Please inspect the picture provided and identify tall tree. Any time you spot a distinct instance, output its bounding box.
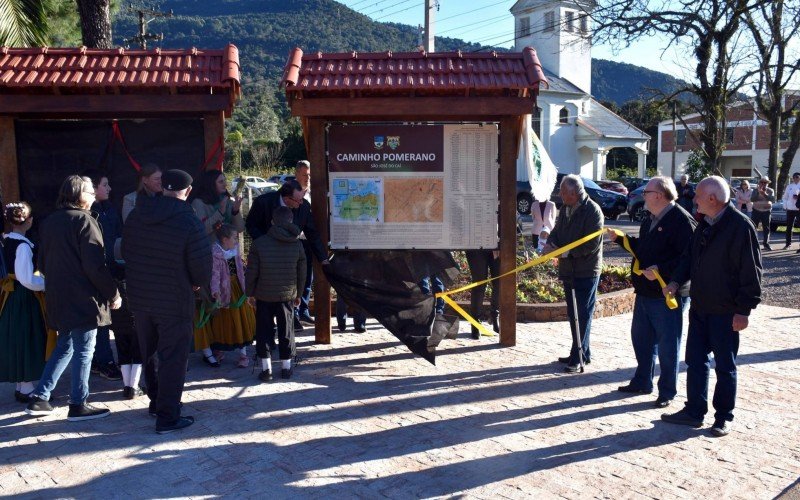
[0,0,51,46]
[590,0,767,174]
[76,0,111,48]
[744,0,800,193]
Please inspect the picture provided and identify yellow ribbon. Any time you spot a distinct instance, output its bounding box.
[436,227,680,335]
[437,229,605,337]
[610,229,679,310]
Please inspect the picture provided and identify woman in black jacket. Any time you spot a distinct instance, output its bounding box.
[25,175,121,421]
[83,169,144,399]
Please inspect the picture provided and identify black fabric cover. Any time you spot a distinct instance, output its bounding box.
[323,250,460,364]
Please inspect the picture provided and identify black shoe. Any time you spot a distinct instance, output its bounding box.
[354,326,366,333]
[293,316,304,331]
[96,362,122,381]
[654,397,673,408]
[558,356,570,364]
[258,370,273,382]
[710,419,730,437]
[796,248,800,254]
[471,326,480,340]
[122,386,144,400]
[202,355,220,368]
[564,364,584,373]
[281,366,293,379]
[617,384,653,395]
[763,243,772,251]
[25,396,53,416]
[661,408,703,427]
[14,390,32,403]
[784,243,791,250]
[298,313,315,326]
[156,416,194,434]
[67,403,110,422]
[337,321,346,332]
[491,313,500,334]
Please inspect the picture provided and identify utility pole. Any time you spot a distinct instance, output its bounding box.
[423,0,439,52]
[123,3,173,49]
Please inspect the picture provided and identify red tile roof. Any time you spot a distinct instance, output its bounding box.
[282,47,547,98]
[0,44,240,94]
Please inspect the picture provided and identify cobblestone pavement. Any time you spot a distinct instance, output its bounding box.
[1,305,799,498]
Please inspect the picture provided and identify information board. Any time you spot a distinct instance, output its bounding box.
[327,122,499,250]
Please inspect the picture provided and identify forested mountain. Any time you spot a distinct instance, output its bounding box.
[592,59,687,104]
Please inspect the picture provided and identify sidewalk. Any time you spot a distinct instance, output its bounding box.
[1,305,798,498]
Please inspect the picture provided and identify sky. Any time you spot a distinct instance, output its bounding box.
[335,0,691,80]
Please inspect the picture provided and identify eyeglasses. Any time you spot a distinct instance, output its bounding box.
[642,190,661,196]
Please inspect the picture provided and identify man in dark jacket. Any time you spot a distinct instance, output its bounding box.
[661,176,762,437]
[26,175,121,422]
[543,174,604,373]
[609,176,696,407]
[123,169,212,434]
[245,180,328,331]
[246,206,306,382]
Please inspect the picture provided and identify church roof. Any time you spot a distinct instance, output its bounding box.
[577,98,650,140]
[540,69,584,94]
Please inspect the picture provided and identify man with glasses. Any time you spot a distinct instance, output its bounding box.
[661,176,762,437]
[751,176,775,251]
[781,172,800,251]
[246,180,329,336]
[608,177,696,408]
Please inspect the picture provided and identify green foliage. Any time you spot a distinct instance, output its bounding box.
[0,0,53,46]
[684,149,713,181]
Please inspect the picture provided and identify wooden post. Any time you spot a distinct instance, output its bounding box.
[498,116,521,346]
[203,111,225,171]
[307,119,332,343]
[0,117,19,204]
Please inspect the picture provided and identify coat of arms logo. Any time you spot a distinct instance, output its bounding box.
[387,136,400,150]
[374,136,385,149]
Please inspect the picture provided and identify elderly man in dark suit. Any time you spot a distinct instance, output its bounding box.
[245,180,329,332]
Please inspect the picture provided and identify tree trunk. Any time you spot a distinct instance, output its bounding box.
[766,110,781,182]
[77,0,112,49]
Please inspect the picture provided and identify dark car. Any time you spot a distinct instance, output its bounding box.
[770,200,800,231]
[516,174,628,219]
[626,186,647,221]
[617,176,650,193]
[596,180,628,196]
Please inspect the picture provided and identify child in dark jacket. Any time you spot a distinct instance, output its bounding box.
[245,206,306,381]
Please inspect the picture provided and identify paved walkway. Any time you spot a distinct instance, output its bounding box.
[1,305,799,498]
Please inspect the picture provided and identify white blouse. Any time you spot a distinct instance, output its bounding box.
[4,233,45,292]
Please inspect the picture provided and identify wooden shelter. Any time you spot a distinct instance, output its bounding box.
[0,45,240,209]
[281,47,548,346]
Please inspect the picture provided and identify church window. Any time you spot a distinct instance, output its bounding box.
[517,17,531,38]
[544,11,555,32]
[559,107,569,124]
[565,11,575,32]
[580,14,588,33]
[676,129,686,146]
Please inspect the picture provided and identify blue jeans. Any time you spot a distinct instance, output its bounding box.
[684,310,739,422]
[33,327,97,405]
[92,325,115,365]
[296,240,314,318]
[629,295,689,399]
[419,276,445,314]
[563,276,599,365]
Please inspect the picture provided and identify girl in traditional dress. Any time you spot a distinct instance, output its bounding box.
[0,202,47,403]
[207,223,255,367]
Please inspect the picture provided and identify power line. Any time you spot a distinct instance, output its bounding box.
[436,0,514,24]
[437,13,510,36]
[347,0,386,10]
[374,2,425,21]
[363,0,417,17]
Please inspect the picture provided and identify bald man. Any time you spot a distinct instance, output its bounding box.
[661,176,762,437]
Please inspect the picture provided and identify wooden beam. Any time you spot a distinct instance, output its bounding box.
[498,116,522,346]
[203,111,225,171]
[0,94,233,115]
[0,117,19,205]
[289,96,535,118]
[307,118,332,344]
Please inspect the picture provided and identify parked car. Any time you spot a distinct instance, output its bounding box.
[516,174,628,219]
[617,176,650,192]
[596,180,628,196]
[268,173,296,185]
[231,176,275,192]
[626,186,647,221]
[770,200,800,232]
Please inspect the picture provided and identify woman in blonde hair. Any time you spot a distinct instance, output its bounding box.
[0,202,47,403]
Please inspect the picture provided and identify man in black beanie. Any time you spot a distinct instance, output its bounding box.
[123,169,212,434]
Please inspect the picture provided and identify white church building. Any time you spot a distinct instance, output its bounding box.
[511,0,650,180]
